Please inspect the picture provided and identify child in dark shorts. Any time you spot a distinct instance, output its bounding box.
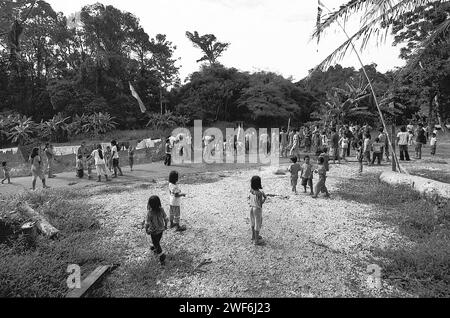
[288,156,301,194]
[300,156,314,195]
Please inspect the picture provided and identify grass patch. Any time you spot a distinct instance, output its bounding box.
[336,173,450,297]
[0,189,121,297]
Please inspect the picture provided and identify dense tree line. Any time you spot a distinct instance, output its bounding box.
[0,0,448,149]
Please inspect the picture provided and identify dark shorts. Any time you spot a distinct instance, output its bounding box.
[301,178,313,187]
[112,158,120,168]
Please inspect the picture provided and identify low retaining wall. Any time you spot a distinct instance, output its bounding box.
[380,171,450,200]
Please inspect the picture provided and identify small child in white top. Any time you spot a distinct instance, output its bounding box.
[169,171,187,232]
[430,133,437,156]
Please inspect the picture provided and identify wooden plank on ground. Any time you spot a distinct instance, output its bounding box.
[66,265,112,298]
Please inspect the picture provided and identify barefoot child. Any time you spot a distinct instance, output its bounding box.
[300,156,314,195]
[356,140,364,174]
[145,195,169,266]
[430,133,437,156]
[288,156,301,194]
[128,145,135,171]
[76,155,84,178]
[169,171,187,232]
[312,156,330,199]
[1,162,11,184]
[248,176,267,246]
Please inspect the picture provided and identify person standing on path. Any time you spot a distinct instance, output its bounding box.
[397,126,411,161]
[105,146,113,172]
[430,133,437,156]
[44,143,56,179]
[248,176,267,246]
[111,140,123,178]
[77,141,93,180]
[377,128,390,162]
[290,129,301,161]
[288,156,301,194]
[280,128,289,158]
[90,145,110,182]
[330,128,340,164]
[128,145,135,171]
[1,161,11,184]
[363,133,372,166]
[414,123,427,159]
[169,171,187,232]
[312,156,330,199]
[30,147,49,191]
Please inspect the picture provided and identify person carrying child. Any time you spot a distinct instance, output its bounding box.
[312,156,330,199]
[248,176,267,246]
[288,156,301,194]
[145,195,169,266]
[169,171,187,232]
[1,162,11,184]
[300,155,314,195]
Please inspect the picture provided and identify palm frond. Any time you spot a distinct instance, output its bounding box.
[312,0,440,72]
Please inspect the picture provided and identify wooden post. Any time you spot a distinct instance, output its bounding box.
[391,124,397,172]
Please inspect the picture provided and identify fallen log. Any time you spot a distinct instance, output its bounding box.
[16,202,59,238]
[380,171,450,200]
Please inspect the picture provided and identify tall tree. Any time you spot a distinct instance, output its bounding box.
[185,31,229,65]
[149,34,180,114]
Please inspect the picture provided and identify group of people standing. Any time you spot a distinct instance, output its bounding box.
[75,140,128,181]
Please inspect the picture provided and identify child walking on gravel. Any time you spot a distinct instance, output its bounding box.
[312,156,330,199]
[288,156,301,194]
[248,176,267,246]
[145,195,169,266]
[300,156,314,195]
[169,171,187,232]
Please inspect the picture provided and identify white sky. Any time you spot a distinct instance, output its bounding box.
[46,0,405,82]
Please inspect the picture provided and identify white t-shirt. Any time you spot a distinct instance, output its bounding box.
[169,183,181,207]
[112,145,119,159]
[430,137,437,146]
[91,150,106,165]
[397,132,409,145]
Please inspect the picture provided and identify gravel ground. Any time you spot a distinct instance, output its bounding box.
[88,162,415,298]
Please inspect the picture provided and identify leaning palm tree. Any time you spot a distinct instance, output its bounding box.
[312,0,449,72]
[310,0,447,173]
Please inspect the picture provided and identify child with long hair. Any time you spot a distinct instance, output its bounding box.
[248,176,267,246]
[145,195,169,266]
[169,171,187,232]
[90,145,110,182]
[288,156,301,194]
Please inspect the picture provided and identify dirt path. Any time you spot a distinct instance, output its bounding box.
[87,162,414,298]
